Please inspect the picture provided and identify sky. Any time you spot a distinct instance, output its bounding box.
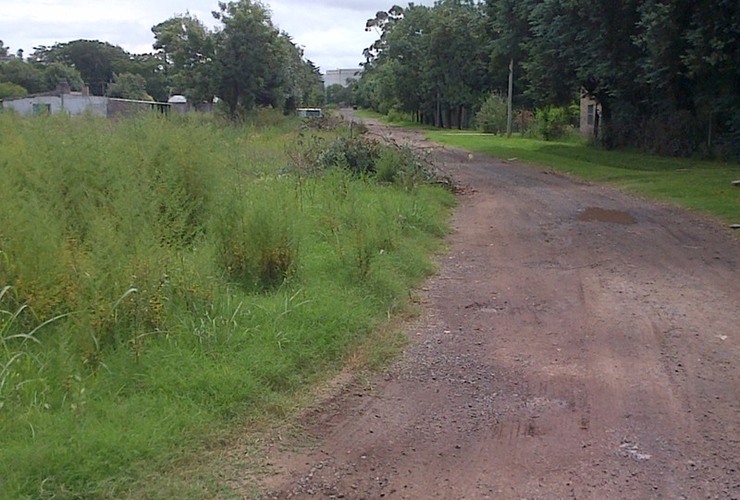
[1,0,434,73]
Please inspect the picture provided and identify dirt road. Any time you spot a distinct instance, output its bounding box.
[255,118,739,499]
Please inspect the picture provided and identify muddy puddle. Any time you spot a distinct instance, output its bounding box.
[578,207,637,225]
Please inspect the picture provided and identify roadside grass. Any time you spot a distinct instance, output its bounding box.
[0,110,454,498]
[426,131,740,224]
[355,109,738,224]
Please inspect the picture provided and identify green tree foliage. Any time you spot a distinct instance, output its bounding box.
[106,72,153,100]
[534,105,578,140]
[151,2,322,116]
[0,51,84,96]
[152,14,217,104]
[525,0,645,147]
[0,59,45,94]
[326,83,354,106]
[4,2,321,115]
[212,0,283,115]
[521,0,739,156]
[42,62,84,92]
[300,60,325,108]
[277,38,325,112]
[359,1,488,128]
[0,82,28,99]
[484,0,533,114]
[426,0,489,128]
[361,0,738,157]
[36,40,130,95]
[123,53,170,102]
[475,92,508,134]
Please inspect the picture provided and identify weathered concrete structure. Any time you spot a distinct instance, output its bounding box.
[580,95,601,139]
[1,86,170,117]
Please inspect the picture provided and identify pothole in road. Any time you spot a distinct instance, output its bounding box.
[578,207,637,225]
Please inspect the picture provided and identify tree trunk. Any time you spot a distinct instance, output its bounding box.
[593,102,600,142]
[436,88,442,128]
[599,98,613,149]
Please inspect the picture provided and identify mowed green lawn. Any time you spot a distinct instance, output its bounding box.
[426,131,739,225]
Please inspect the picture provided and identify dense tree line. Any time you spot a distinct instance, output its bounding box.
[357,0,739,158]
[0,0,324,116]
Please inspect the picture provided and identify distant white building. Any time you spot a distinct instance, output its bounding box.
[323,68,362,88]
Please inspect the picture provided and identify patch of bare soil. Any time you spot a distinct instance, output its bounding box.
[233,113,740,499]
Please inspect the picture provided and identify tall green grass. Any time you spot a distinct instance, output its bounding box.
[0,111,453,498]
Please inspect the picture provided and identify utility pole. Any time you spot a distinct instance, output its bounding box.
[506,57,513,137]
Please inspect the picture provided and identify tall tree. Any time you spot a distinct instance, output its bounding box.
[364,5,406,63]
[486,0,532,135]
[152,4,321,114]
[277,38,325,111]
[152,14,217,103]
[212,0,283,116]
[361,1,488,128]
[427,0,489,128]
[380,4,434,121]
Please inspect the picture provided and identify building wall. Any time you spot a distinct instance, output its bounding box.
[106,98,169,118]
[4,96,62,115]
[1,95,172,117]
[580,96,600,139]
[3,95,108,117]
[324,68,362,88]
[64,96,108,116]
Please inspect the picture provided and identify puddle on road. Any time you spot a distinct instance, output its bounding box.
[577,207,637,225]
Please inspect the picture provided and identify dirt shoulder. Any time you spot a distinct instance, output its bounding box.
[242,115,739,499]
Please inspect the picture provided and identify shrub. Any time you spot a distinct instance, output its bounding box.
[475,93,508,134]
[0,82,28,99]
[287,130,440,190]
[375,144,438,189]
[535,105,577,140]
[318,135,382,176]
[386,108,408,123]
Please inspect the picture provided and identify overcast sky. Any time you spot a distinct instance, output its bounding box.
[1,0,434,73]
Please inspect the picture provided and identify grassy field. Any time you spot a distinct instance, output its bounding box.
[0,111,454,498]
[357,109,739,224]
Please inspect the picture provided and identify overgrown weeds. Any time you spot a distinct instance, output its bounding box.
[286,123,444,190]
[0,110,454,498]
